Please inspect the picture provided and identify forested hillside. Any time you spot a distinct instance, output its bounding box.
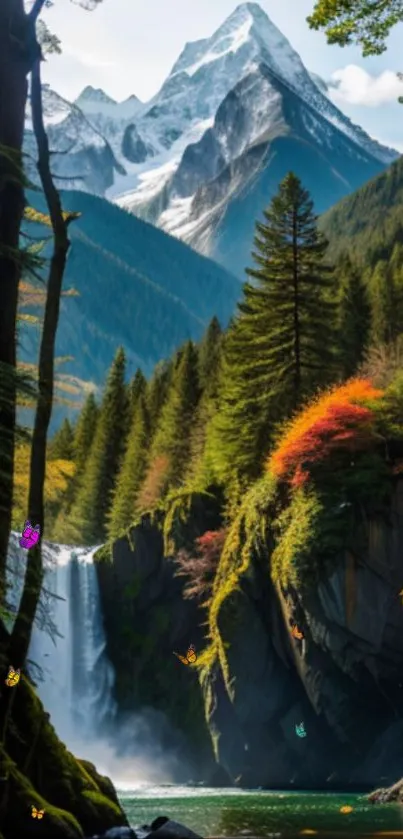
[19,190,240,402]
[40,170,403,546]
[320,154,403,265]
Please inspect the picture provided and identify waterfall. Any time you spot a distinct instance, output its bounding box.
[7,536,116,753]
[6,535,191,784]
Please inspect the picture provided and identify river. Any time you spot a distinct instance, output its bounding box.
[117,785,403,837]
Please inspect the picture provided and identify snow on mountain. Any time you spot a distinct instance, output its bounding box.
[24,86,125,194]
[26,2,399,261]
[75,85,117,108]
[109,2,396,228]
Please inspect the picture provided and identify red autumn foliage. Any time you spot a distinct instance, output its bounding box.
[174,528,227,603]
[268,379,384,488]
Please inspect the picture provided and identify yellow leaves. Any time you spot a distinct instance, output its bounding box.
[12,444,76,526]
[24,206,81,227]
[19,280,47,308]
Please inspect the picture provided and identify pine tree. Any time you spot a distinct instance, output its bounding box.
[337,255,371,378]
[73,392,99,477]
[128,368,147,418]
[146,359,172,438]
[71,347,128,543]
[198,316,222,393]
[190,318,223,484]
[48,418,74,460]
[147,341,200,493]
[209,172,337,489]
[369,260,403,345]
[107,394,150,539]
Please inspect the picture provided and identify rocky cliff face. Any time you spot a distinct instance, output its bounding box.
[95,493,223,783]
[200,471,403,788]
[95,468,403,788]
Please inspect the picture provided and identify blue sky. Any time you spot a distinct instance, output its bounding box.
[42,0,403,151]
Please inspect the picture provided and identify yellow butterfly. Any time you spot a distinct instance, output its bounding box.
[5,666,20,688]
[340,805,353,814]
[173,644,197,666]
[31,806,45,819]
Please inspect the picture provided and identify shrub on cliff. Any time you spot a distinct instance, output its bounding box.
[268,378,384,489]
[174,528,227,605]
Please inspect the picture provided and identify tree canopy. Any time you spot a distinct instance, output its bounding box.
[307,0,403,56]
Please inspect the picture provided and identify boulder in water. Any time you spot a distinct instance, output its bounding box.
[144,816,203,838]
[368,777,403,803]
[90,828,138,839]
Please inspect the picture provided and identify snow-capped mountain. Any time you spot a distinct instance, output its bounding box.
[26,2,399,274]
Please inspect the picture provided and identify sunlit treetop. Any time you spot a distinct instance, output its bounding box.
[307,0,403,56]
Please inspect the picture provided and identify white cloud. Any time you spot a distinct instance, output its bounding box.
[63,45,116,69]
[329,64,403,107]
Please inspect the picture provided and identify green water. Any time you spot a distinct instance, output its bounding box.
[118,786,403,837]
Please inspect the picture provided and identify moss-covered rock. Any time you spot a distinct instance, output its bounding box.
[198,379,403,787]
[95,493,221,780]
[0,676,128,839]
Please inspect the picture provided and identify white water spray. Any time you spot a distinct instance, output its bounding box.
[28,544,116,749]
[6,536,186,785]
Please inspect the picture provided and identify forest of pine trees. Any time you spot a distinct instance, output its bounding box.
[43,172,403,545]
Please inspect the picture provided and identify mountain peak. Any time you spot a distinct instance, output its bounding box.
[75,86,117,107]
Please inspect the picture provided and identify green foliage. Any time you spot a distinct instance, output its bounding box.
[368,259,403,345]
[198,316,222,393]
[271,487,322,588]
[146,359,172,437]
[73,392,99,475]
[48,418,74,460]
[307,0,403,57]
[207,172,338,494]
[69,348,128,544]
[127,368,147,419]
[320,156,403,266]
[337,255,371,377]
[149,340,200,493]
[107,393,150,540]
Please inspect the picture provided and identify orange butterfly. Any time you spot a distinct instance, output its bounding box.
[340,805,353,814]
[173,644,197,666]
[31,806,45,819]
[291,624,304,640]
[5,665,20,687]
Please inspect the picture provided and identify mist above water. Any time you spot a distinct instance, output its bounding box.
[8,537,189,786]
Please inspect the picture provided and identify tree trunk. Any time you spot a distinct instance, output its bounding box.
[0,0,34,601]
[8,56,70,668]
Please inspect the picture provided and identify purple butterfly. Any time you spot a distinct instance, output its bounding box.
[19,521,41,550]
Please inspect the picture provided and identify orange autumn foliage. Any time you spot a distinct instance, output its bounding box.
[268,379,384,488]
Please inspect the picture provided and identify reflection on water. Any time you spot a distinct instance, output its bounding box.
[119,787,403,837]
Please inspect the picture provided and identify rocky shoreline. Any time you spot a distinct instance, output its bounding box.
[90,817,202,839]
[368,777,403,804]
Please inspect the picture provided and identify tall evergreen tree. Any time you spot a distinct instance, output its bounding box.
[128,368,147,418]
[107,394,150,539]
[148,341,200,492]
[48,418,74,461]
[198,316,222,393]
[71,347,128,543]
[337,255,371,378]
[73,392,99,477]
[146,359,172,438]
[209,172,337,489]
[190,319,223,484]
